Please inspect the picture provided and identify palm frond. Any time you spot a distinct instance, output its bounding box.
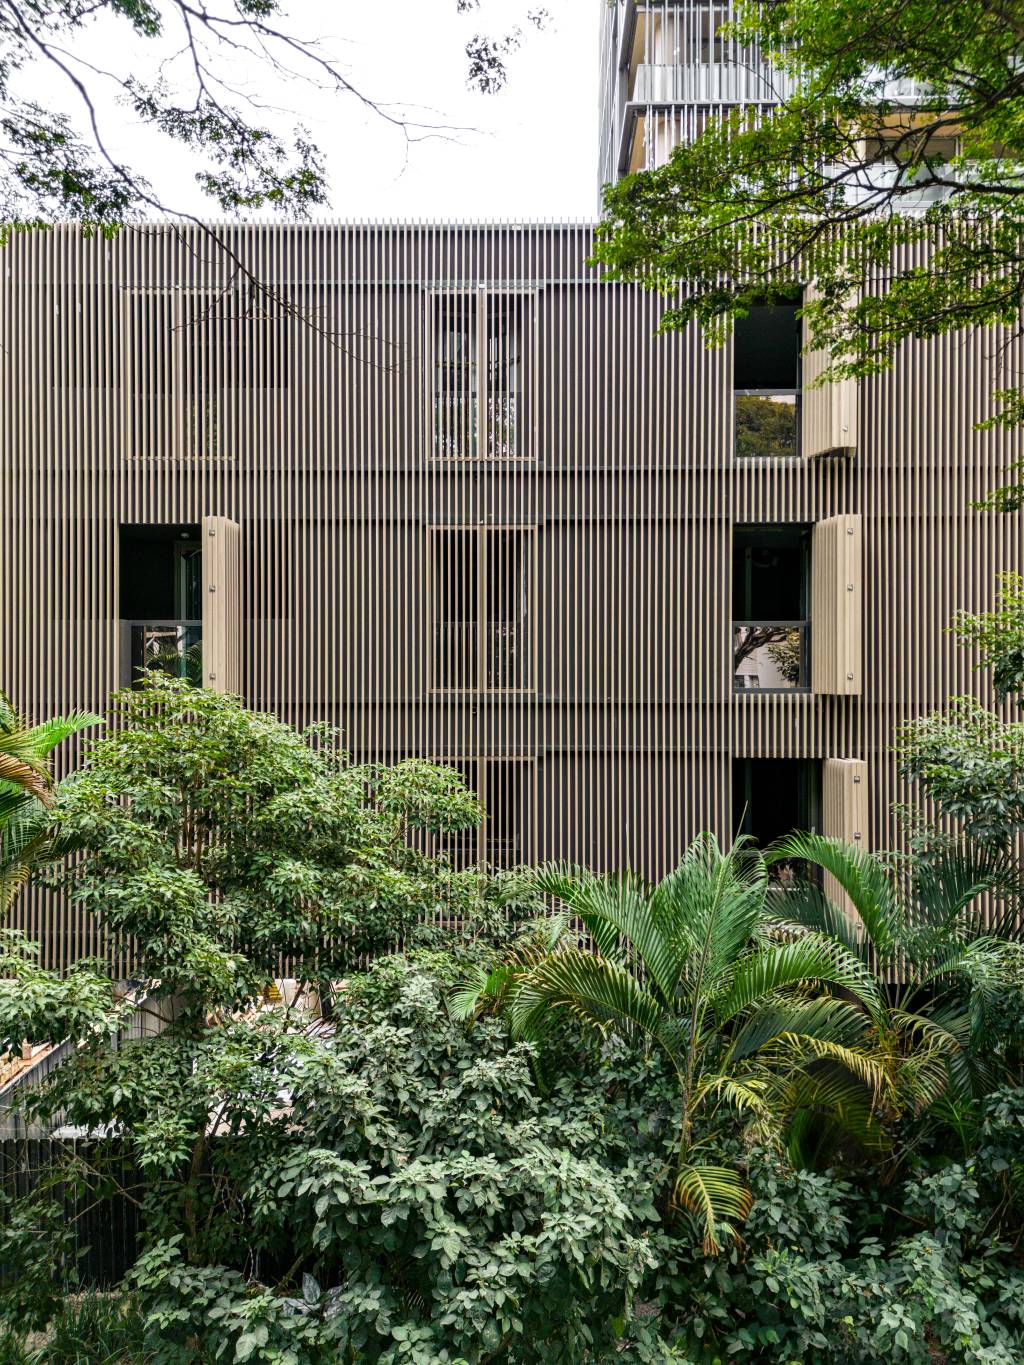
[695,1074,774,1124]
[508,948,678,1060]
[24,711,101,761]
[673,1163,753,1255]
[715,933,881,1023]
[664,834,768,1002]
[764,880,873,962]
[532,861,687,1006]
[767,833,901,957]
[777,1034,889,1099]
[723,995,869,1064]
[785,1080,889,1167]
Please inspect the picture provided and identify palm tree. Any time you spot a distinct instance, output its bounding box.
[453,834,886,1252]
[765,833,1023,1107]
[0,693,100,914]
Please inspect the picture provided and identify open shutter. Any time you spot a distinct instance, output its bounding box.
[811,513,862,694]
[801,288,858,458]
[202,515,241,693]
[822,758,868,919]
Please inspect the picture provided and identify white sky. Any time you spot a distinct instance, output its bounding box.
[25,0,600,222]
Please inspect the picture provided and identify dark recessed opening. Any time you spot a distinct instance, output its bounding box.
[733,758,821,874]
[734,293,802,391]
[119,524,201,621]
[734,291,802,458]
[733,526,809,620]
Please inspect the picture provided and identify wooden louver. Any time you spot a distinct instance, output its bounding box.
[201,516,241,694]
[801,288,858,458]
[822,757,869,921]
[811,513,862,695]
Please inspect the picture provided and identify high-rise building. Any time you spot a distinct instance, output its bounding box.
[598,1,792,189]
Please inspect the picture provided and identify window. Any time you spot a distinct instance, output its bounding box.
[734,292,802,458]
[436,759,533,869]
[733,526,810,691]
[122,288,288,459]
[119,524,202,685]
[429,290,531,458]
[430,528,534,692]
[733,758,821,883]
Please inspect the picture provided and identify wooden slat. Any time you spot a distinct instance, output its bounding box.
[822,757,869,919]
[202,514,241,694]
[802,288,859,458]
[811,513,862,695]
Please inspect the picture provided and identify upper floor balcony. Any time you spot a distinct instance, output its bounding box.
[629,58,791,107]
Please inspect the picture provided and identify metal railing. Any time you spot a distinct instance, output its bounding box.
[733,621,809,690]
[735,389,801,458]
[120,620,202,688]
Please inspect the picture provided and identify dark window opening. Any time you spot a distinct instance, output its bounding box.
[733,758,821,882]
[435,759,531,870]
[734,291,802,458]
[431,528,532,692]
[119,524,202,686]
[733,526,810,690]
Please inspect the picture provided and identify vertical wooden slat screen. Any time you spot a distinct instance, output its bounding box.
[822,757,868,919]
[202,515,241,694]
[811,513,862,695]
[802,289,859,458]
[0,222,1022,970]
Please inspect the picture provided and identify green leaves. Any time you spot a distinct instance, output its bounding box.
[674,1163,753,1255]
[49,676,493,1014]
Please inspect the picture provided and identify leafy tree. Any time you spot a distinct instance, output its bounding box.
[896,574,1024,856]
[455,835,886,1253]
[952,571,1024,707]
[594,0,1024,500]
[50,674,483,1015]
[0,0,551,229]
[895,698,1024,853]
[0,693,99,914]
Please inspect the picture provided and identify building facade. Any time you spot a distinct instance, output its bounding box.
[2,221,1022,966]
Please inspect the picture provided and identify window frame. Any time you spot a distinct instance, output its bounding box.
[425,287,536,461]
[427,524,538,696]
[431,755,536,868]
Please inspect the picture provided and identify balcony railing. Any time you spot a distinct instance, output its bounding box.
[631,60,791,106]
[434,621,527,691]
[121,620,202,688]
[735,390,801,458]
[733,621,809,691]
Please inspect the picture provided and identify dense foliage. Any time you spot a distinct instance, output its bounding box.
[1,637,1023,1359]
[0,693,98,914]
[455,842,885,1253]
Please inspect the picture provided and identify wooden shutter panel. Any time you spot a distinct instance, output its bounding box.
[801,287,858,458]
[202,516,241,693]
[822,758,868,920]
[811,513,862,694]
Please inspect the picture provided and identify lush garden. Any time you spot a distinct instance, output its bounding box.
[0,582,1023,1363]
